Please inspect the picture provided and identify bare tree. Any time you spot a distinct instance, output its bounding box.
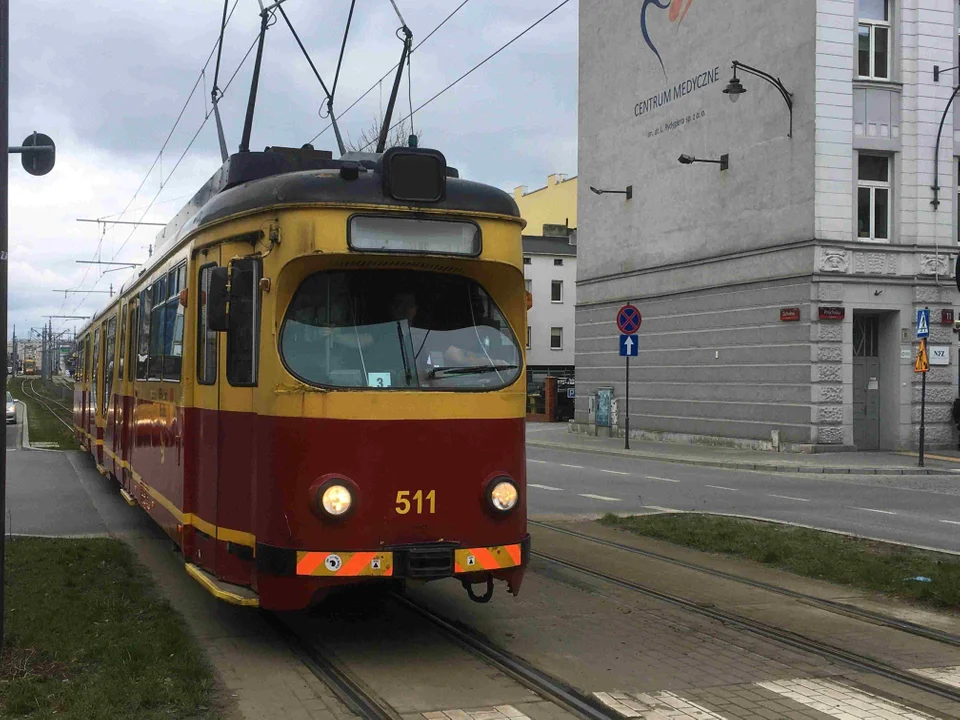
[343,116,419,153]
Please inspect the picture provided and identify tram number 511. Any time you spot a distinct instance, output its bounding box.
[396,490,436,515]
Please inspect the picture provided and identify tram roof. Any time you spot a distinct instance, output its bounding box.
[150,146,520,261]
[77,146,522,334]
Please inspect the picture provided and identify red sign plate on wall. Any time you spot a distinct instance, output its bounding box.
[942,309,955,325]
[780,308,801,322]
[818,306,845,321]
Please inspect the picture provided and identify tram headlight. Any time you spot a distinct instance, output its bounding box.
[320,484,353,517]
[488,478,519,513]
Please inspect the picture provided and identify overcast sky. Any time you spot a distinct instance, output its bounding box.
[6,0,578,342]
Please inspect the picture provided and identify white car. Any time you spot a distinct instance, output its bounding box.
[6,392,16,425]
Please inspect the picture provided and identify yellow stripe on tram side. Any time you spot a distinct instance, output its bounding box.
[76,424,258,550]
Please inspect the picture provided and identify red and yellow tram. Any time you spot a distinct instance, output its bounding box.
[74,146,529,610]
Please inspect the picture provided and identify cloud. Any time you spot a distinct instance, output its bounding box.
[8,0,578,338]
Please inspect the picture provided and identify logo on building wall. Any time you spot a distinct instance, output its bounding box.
[641,0,694,78]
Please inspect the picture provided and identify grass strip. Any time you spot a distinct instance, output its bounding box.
[599,513,960,608]
[8,377,79,450]
[0,537,217,719]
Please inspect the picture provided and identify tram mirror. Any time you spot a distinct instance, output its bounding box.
[207,267,230,332]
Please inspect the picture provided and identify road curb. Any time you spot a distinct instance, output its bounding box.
[19,400,29,449]
[525,439,954,476]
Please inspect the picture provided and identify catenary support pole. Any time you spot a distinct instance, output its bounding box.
[1,0,9,651]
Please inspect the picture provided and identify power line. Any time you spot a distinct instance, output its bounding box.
[357,0,573,153]
[70,26,263,314]
[71,0,243,303]
[307,0,473,145]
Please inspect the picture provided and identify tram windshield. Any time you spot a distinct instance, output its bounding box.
[280,270,522,390]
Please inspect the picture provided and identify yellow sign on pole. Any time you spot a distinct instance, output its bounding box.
[914,339,929,373]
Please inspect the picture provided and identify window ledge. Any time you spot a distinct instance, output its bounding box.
[551,300,564,304]
[853,79,902,90]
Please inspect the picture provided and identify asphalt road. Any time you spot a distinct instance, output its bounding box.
[526,444,960,552]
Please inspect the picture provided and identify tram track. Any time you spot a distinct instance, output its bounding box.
[20,377,74,431]
[267,593,618,720]
[263,612,399,720]
[532,548,960,706]
[531,520,960,648]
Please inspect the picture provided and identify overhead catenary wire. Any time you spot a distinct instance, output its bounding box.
[69,0,242,309]
[358,0,573,153]
[306,0,473,145]
[70,27,263,315]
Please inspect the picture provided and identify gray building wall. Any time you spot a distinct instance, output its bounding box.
[576,0,960,450]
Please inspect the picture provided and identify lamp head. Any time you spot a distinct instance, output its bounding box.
[723,75,746,103]
[677,154,695,165]
[589,186,603,195]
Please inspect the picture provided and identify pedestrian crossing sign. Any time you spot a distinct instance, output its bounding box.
[915,339,929,373]
[916,308,930,338]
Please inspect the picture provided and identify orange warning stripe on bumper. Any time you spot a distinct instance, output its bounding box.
[296,551,394,577]
[454,544,522,573]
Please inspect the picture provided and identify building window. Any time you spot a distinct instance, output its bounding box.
[551,280,563,303]
[526,326,531,350]
[857,154,890,241]
[550,327,563,350]
[525,279,532,294]
[858,0,889,80]
[554,258,564,266]
[523,256,531,265]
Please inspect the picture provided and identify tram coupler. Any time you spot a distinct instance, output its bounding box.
[462,575,494,603]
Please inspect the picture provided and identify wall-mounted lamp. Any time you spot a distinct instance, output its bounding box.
[934,65,960,82]
[678,154,729,171]
[589,185,633,200]
[723,60,793,138]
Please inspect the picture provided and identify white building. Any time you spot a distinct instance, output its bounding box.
[524,233,577,418]
[577,0,960,450]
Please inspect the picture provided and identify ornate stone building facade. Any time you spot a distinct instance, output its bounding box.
[576,0,959,450]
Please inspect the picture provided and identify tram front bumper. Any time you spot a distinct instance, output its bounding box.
[257,535,531,582]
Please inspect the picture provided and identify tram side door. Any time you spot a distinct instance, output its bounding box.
[194,255,222,573]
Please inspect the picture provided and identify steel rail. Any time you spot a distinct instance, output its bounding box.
[21,379,73,431]
[263,612,399,720]
[391,593,618,719]
[533,550,960,705]
[530,520,960,648]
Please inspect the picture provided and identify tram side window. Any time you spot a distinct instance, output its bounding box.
[128,303,138,382]
[118,304,127,381]
[103,315,117,413]
[137,289,152,380]
[91,328,100,416]
[197,264,218,384]
[163,263,186,381]
[227,258,261,387]
[148,279,166,379]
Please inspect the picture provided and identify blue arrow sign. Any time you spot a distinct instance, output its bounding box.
[620,334,639,357]
[917,308,930,339]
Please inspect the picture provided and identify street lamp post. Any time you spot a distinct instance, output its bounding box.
[722,60,794,138]
[1,0,57,650]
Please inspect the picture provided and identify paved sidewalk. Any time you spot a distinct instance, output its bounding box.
[526,422,960,476]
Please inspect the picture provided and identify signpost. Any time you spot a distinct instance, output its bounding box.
[1,0,56,651]
[616,304,641,449]
[915,307,930,467]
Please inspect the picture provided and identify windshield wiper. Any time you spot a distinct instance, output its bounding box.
[428,364,519,378]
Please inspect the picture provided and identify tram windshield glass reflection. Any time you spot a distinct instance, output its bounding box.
[281,270,521,390]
